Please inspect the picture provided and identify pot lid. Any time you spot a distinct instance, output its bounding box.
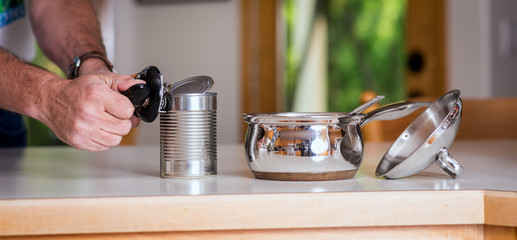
[169,75,214,95]
[375,89,464,179]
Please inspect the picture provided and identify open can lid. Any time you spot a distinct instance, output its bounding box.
[169,75,214,95]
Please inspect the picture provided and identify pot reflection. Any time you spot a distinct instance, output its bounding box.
[244,116,360,181]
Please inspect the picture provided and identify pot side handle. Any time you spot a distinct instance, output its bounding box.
[245,124,264,162]
[361,101,431,127]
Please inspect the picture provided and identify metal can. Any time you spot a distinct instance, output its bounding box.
[160,92,217,178]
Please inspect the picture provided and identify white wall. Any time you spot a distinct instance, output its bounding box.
[447,0,490,98]
[448,0,517,98]
[490,0,517,97]
[112,0,240,145]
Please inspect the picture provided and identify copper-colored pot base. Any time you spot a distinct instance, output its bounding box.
[252,170,357,181]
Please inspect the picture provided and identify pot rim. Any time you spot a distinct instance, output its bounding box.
[242,112,364,124]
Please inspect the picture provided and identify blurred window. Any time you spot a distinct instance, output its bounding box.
[284,0,406,112]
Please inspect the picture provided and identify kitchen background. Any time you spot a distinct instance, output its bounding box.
[28,0,517,146]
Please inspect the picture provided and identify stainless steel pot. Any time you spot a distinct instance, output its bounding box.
[242,101,430,181]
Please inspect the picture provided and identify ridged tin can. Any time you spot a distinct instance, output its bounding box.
[160,92,217,178]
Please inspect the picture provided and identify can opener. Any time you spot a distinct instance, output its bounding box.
[121,66,214,122]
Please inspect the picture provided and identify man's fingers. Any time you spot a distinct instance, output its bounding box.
[98,88,135,120]
[100,116,132,136]
[95,73,146,120]
[90,128,124,148]
[95,73,144,93]
[83,141,109,152]
[130,116,141,128]
[116,76,146,93]
[66,132,109,152]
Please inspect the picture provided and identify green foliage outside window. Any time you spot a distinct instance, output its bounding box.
[284,0,406,112]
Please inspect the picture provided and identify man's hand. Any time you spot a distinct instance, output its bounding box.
[78,59,145,129]
[39,73,143,152]
[97,72,144,129]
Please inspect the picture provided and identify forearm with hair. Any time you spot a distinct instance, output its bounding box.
[0,48,64,120]
[28,0,106,73]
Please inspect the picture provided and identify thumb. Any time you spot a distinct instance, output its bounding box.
[116,75,146,93]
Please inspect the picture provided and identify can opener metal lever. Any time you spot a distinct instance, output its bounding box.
[121,66,214,123]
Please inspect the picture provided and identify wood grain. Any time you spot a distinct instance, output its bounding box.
[456,98,517,140]
[484,225,517,240]
[406,0,447,98]
[1,225,484,240]
[1,191,517,239]
[0,191,485,236]
[485,191,517,227]
[240,0,280,138]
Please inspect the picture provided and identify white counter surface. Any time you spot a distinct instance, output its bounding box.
[1,140,517,237]
[1,140,516,199]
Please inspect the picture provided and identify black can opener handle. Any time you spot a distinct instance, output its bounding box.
[120,66,163,123]
[122,83,150,107]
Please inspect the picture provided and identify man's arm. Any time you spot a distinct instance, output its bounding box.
[0,48,56,121]
[0,1,143,151]
[28,0,108,75]
[0,48,135,151]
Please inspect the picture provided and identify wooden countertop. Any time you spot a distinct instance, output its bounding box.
[0,140,516,237]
